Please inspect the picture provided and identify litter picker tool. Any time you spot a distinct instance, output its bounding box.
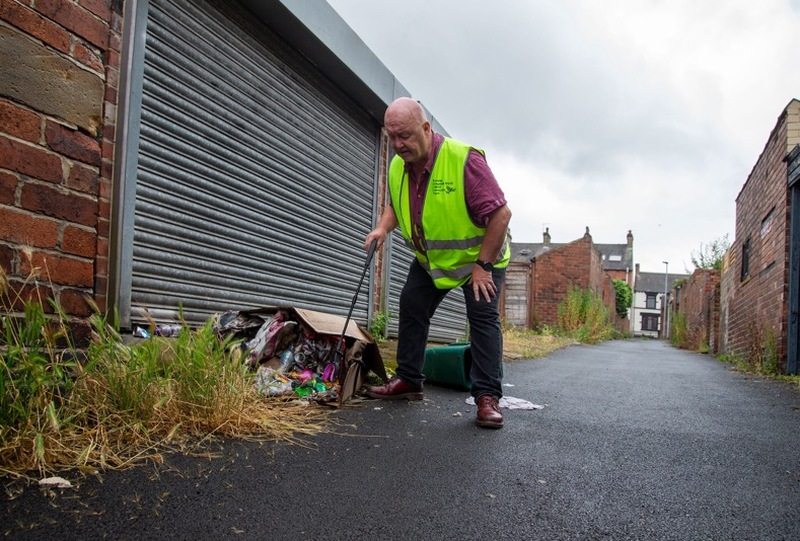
[335,238,377,386]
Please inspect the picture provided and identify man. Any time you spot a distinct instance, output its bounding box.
[363,97,512,429]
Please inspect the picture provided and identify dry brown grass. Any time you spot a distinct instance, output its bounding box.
[1,397,332,481]
[376,328,574,368]
[501,327,576,360]
[0,270,335,478]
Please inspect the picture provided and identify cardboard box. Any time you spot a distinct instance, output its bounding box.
[232,306,388,406]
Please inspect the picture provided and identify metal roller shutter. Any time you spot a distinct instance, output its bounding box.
[127,0,379,326]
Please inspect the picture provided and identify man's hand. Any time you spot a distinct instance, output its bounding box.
[365,206,399,251]
[470,265,497,302]
[364,230,386,252]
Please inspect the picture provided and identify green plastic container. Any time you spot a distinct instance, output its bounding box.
[422,343,472,390]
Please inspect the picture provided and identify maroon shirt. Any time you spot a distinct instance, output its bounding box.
[391,132,507,254]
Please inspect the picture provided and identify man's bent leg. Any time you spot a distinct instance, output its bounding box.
[463,266,506,401]
[394,260,449,388]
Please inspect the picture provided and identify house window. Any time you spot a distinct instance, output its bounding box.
[642,313,659,331]
[645,293,657,309]
[741,238,751,281]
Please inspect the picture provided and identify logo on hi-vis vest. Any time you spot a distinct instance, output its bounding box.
[431,179,456,195]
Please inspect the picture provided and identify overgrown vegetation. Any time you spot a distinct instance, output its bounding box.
[670,310,710,353]
[612,279,632,319]
[368,310,391,343]
[690,234,730,271]
[377,325,575,368]
[501,325,575,360]
[710,322,800,388]
[762,328,779,374]
[0,267,331,478]
[716,351,800,390]
[740,323,780,375]
[670,310,688,347]
[556,287,614,343]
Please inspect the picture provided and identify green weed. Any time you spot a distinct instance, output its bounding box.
[556,287,614,344]
[671,311,687,347]
[0,267,331,476]
[368,310,392,343]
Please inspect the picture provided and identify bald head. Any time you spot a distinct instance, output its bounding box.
[385,97,428,126]
[384,97,432,165]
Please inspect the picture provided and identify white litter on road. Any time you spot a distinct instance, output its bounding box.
[466,396,544,410]
[39,477,72,489]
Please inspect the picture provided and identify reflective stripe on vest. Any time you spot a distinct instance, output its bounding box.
[389,137,510,289]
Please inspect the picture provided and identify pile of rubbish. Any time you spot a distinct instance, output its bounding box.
[131,306,386,405]
[214,308,344,402]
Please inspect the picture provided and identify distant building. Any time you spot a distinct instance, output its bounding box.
[503,228,633,329]
[631,265,689,338]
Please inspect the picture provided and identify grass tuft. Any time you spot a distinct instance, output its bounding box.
[0,267,332,477]
[556,287,614,344]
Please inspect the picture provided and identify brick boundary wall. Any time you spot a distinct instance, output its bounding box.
[706,284,721,355]
[0,0,123,345]
[371,129,389,324]
[718,248,734,356]
[532,232,615,328]
[724,101,800,371]
[674,268,720,351]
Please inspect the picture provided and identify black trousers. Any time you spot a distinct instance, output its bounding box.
[395,259,505,399]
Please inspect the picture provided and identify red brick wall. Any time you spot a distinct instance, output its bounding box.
[0,0,122,343]
[532,233,613,328]
[707,285,721,355]
[674,268,720,351]
[718,250,734,354]
[371,129,389,320]
[606,268,628,285]
[724,100,800,370]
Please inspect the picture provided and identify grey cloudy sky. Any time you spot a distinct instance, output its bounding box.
[326,0,800,273]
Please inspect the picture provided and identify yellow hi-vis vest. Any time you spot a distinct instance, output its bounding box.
[389,137,510,289]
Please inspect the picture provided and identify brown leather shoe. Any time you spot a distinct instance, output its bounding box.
[365,376,423,401]
[476,395,504,428]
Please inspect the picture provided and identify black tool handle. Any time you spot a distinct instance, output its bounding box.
[336,239,378,384]
[365,237,378,265]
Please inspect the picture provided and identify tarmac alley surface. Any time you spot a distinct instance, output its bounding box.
[4,339,800,540]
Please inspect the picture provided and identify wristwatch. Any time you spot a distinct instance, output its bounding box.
[476,259,494,272]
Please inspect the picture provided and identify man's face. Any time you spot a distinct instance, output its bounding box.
[385,114,431,165]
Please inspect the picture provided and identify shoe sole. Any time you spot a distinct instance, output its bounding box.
[476,418,504,429]
[364,391,424,401]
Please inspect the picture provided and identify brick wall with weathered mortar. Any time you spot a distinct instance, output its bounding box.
[724,100,800,370]
[372,129,389,321]
[674,268,720,352]
[532,231,615,329]
[0,0,123,343]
